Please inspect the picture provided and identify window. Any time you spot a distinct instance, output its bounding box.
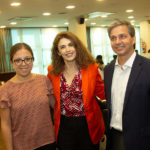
[11,28,67,74]
[90,27,140,64]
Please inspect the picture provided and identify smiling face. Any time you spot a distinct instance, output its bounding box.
[110,25,135,59]
[11,48,33,78]
[58,38,77,64]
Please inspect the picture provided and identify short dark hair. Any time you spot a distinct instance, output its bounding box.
[108,20,135,38]
[96,55,104,64]
[135,50,138,54]
[10,43,34,62]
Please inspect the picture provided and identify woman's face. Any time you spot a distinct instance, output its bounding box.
[11,48,33,78]
[58,38,76,64]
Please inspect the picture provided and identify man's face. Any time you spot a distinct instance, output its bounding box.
[110,25,135,57]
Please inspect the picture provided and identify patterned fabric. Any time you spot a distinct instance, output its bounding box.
[60,70,85,117]
[0,75,55,150]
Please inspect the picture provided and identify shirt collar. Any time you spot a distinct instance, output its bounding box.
[115,51,136,68]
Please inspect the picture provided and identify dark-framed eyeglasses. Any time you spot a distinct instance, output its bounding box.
[13,57,33,66]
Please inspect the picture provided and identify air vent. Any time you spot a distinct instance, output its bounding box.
[58,12,67,15]
[8,17,33,22]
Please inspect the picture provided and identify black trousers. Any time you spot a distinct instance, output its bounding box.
[57,115,99,150]
[34,142,56,150]
[110,128,125,150]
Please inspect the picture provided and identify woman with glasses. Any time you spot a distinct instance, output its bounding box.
[0,43,56,150]
[47,31,106,150]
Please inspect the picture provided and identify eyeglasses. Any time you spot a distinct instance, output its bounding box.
[13,57,33,66]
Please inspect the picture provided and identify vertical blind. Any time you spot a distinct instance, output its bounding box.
[90,27,141,65]
[11,28,67,74]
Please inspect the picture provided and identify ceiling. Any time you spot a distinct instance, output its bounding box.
[0,0,150,28]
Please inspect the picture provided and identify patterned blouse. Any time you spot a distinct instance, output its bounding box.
[60,70,85,117]
[0,75,55,150]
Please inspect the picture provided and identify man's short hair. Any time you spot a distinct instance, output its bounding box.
[108,20,135,38]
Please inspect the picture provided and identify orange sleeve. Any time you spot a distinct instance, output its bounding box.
[95,66,106,100]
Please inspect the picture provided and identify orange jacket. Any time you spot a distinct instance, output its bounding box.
[47,63,106,144]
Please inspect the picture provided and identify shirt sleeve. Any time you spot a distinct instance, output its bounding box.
[0,85,11,109]
[44,76,55,108]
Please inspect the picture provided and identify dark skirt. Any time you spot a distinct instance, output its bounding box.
[57,115,99,150]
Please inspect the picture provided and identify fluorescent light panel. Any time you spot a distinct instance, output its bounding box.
[10,22,17,25]
[126,9,134,13]
[88,12,113,18]
[0,25,6,28]
[11,2,21,6]
[43,12,51,16]
[66,5,75,9]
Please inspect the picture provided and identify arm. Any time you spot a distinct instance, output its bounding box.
[95,68,106,100]
[49,94,55,109]
[0,108,13,150]
[49,94,55,124]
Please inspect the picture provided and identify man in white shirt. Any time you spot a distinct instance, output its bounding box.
[104,20,150,150]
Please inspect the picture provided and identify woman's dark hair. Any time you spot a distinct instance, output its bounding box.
[10,43,34,61]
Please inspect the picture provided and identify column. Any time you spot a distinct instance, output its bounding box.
[68,18,87,47]
[140,21,150,53]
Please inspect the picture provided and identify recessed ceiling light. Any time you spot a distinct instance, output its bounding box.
[10,22,17,25]
[91,22,96,25]
[66,5,75,9]
[64,22,69,25]
[10,2,21,6]
[131,23,135,25]
[126,9,134,13]
[101,15,107,18]
[43,12,51,16]
[96,0,104,1]
[0,25,6,28]
[52,25,58,27]
[128,16,134,19]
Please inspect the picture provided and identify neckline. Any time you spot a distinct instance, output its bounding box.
[9,74,38,84]
[61,70,80,87]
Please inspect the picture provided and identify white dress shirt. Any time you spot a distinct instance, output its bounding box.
[110,52,136,131]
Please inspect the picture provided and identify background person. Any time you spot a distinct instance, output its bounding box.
[147,49,150,59]
[96,55,105,70]
[104,20,150,150]
[96,55,105,81]
[47,31,106,150]
[0,43,56,150]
